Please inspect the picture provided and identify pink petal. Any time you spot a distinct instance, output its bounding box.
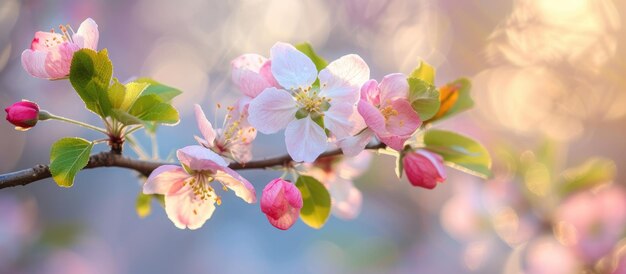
[259,60,279,87]
[231,55,277,98]
[270,42,317,90]
[165,189,216,230]
[214,167,256,203]
[248,87,298,134]
[357,100,386,133]
[403,150,446,189]
[176,145,228,171]
[261,179,302,230]
[72,18,99,50]
[324,102,358,139]
[360,79,380,105]
[285,117,328,163]
[319,54,370,104]
[44,42,80,79]
[30,31,64,51]
[378,135,410,151]
[328,178,362,220]
[384,99,421,136]
[229,142,253,163]
[193,104,217,146]
[378,73,409,104]
[21,49,50,79]
[143,165,190,195]
[338,129,375,157]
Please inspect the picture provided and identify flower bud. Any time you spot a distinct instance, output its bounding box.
[5,100,40,130]
[403,149,447,189]
[261,178,303,230]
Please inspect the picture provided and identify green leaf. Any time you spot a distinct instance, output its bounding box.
[296,175,331,229]
[134,78,182,102]
[423,130,491,178]
[295,42,328,72]
[128,94,179,124]
[108,81,150,112]
[559,158,616,194]
[69,49,113,117]
[408,78,440,120]
[408,61,435,85]
[49,138,93,187]
[136,192,152,218]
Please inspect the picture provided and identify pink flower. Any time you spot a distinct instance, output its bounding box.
[303,151,372,219]
[21,18,99,80]
[143,146,256,230]
[356,73,422,151]
[248,42,370,162]
[555,186,626,262]
[260,178,303,230]
[194,103,256,163]
[231,53,279,99]
[403,149,447,189]
[4,100,39,130]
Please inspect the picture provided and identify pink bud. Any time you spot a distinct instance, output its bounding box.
[5,100,40,130]
[403,149,447,189]
[261,178,303,230]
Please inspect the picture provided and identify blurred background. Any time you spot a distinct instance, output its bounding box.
[1,0,626,273]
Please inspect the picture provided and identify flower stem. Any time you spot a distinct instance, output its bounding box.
[43,111,108,134]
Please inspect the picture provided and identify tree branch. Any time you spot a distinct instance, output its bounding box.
[0,143,386,190]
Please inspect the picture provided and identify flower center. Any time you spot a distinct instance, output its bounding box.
[294,87,330,115]
[184,171,229,205]
[40,24,76,48]
[380,105,399,121]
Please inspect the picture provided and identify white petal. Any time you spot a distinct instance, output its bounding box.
[143,165,190,195]
[337,129,375,157]
[72,18,99,50]
[328,178,362,220]
[176,145,228,170]
[324,102,358,139]
[285,117,328,163]
[21,50,50,79]
[214,168,257,203]
[379,73,409,104]
[248,87,298,134]
[270,42,317,90]
[193,104,216,145]
[319,54,370,104]
[165,189,216,230]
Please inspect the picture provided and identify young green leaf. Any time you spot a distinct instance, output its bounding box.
[108,81,150,112]
[128,94,179,124]
[69,49,113,117]
[136,192,152,218]
[133,78,182,102]
[295,42,328,72]
[296,175,331,229]
[423,130,491,178]
[49,137,93,187]
[408,78,440,120]
[408,61,435,85]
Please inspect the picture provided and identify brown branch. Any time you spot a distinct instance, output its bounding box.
[0,143,386,190]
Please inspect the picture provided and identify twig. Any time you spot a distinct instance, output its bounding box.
[0,143,386,189]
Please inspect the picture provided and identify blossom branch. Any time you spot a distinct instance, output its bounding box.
[0,143,386,190]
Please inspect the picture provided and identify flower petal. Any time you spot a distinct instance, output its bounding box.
[21,49,50,79]
[360,79,380,106]
[403,150,446,189]
[384,99,421,136]
[357,100,386,133]
[193,104,217,146]
[379,73,409,104]
[285,117,328,163]
[324,102,358,139]
[30,31,64,51]
[248,87,298,134]
[165,189,216,230]
[338,129,375,157]
[72,18,99,50]
[270,42,317,90]
[44,42,80,79]
[176,145,228,171]
[214,167,257,203]
[143,165,190,195]
[328,178,362,220]
[319,54,370,104]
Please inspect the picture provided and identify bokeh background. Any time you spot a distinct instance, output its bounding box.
[2,0,626,273]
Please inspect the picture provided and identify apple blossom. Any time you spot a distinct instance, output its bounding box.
[248,42,369,162]
[4,100,40,130]
[260,178,303,230]
[303,151,372,219]
[194,103,256,163]
[231,53,279,99]
[143,145,256,229]
[403,149,447,189]
[21,18,99,80]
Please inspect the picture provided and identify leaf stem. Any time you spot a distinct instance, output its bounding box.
[44,112,108,134]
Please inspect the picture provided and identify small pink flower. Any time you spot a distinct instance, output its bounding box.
[231,53,279,99]
[194,103,256,163]
[248,42,370,162]
[143,146,256,230]
[555,186,626,262]
[403,149,447,189]
[261,178,303,230]
[5,100,40,130]
[357,73,422,151]
[21,18,99,80]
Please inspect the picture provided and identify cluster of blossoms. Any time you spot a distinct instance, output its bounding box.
[8,18,458,231]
